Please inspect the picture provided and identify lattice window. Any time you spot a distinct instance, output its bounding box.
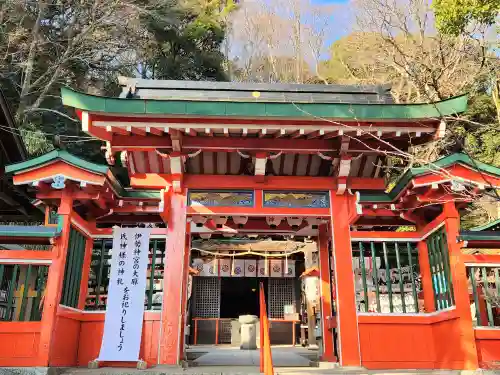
[268,278,295,318]
[218,319,232,344]
[193,277,220,318]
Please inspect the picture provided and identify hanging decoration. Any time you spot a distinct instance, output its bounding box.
[192,258,295,278]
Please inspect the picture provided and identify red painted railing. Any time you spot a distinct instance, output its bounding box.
[259,282,274,375]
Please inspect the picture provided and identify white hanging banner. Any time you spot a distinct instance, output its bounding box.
[245,259,257,277]
[232,259,245,277]
[219,258,232,277]
[258,260,268,277]
[98,227,151,362]
[284,260,296,278]
[206,258,218,277]
[197,258,217,276]
[270,259,283,277]
[192,258,204,274]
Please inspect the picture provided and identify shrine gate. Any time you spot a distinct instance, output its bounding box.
[0,79,499,370]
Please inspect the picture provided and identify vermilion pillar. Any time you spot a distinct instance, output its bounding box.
[442,202,478,369]
[159,191,188,365]
[416,239,435,312]
[178,228,191,360]
[318,226,336,362]
[38,190,73,365]
[329,192,361,367]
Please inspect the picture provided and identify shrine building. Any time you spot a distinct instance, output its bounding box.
[0,79,500,371]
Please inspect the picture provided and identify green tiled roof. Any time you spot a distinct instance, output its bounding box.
[0,225,60,238]
[5,149,109,175]
[5,150,162,200]
[470,218,500,232]
[359,153,500,203]
[61,86,468,120]
[121,189,162,199]
[459,232,500,244]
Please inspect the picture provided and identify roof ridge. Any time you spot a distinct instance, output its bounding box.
[117,76,393,95]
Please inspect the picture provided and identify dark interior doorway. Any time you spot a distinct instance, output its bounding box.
[219,277,268,318]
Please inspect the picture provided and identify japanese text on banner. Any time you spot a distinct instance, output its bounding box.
[98,227,152,362]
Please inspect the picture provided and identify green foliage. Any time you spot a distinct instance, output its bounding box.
[464,128,500,167]
[433,0,500,35]
[460,202,493,229]
[139,0,235,81]
[453,93,500,167]
[0,0,233,157]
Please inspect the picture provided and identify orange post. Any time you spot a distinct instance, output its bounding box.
[37,190,73,365]
[159,191,188,365]
[259,282,274,375]
[442,202,478,369]
[329,192,361,367]
[215,319,219,345]
[416,239,435,312]
[178,229,191,359]
[476,287,488,326]
[194,319,198,345]
[259,284,265,372]
[318,226,336,362]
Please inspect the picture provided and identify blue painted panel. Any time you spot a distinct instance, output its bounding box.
[263,191,330,208]
[188,190,254,207]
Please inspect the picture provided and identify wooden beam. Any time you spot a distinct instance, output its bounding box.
[361,208,399,217]
[110,134,410,155]
[183,128,197,137]
[170,129,183,152]
[323,130,340,140]
[192,218,311,234]
[290,129,305,139]
[111,205,161,213]
[130,173,386,190]
[276,129,287,138]
[90,114,439,129]
[111,134,335,152]
[111,126,130,136]
[350,231,422,240]
[462,254,500,264]
[130,127,146,136]
[0,250,52,262]
[307,130,324,139]
[188,205,330,217]
[36,190,100,200]
[96,214,163,224]
[146,127,164,136]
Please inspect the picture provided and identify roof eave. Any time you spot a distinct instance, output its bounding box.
[61,86,468,120]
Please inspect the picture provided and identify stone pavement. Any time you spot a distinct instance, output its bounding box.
[0,366,497,375]
[53,367,500,375]
[192,347,312,367]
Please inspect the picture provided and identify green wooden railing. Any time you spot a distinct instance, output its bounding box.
[0,264,48,321]
[426,229,454,311]
[85,238,166,310]
[60,227,87,308]
[468,266,500,327]
[352,241,421,313]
